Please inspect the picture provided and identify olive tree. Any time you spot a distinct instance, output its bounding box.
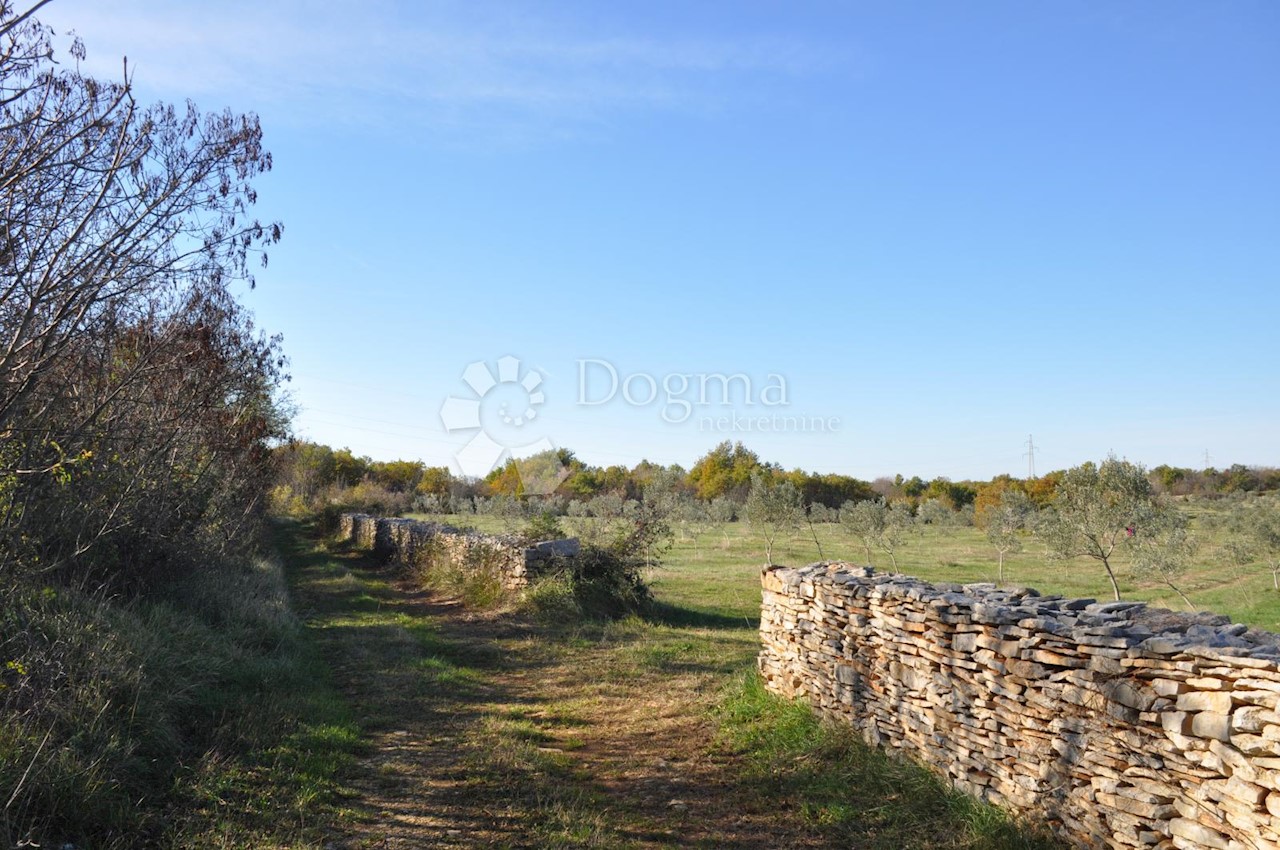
[1130,511,1199,610]
[1224,497,1280,590]
[707,496,737,523]
[878,502,915,572]
[614,496,674,568]
[677,498,710,553]
[985,490,1033,584]
[840,498,884,565]
[744,472,803,566]
[1035,458,1169,602]
[839,498,914,572]
[917,498,954,527]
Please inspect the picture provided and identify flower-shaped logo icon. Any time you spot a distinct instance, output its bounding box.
[440,355,553,478]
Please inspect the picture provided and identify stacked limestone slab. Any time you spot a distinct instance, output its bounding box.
[759,561,1280,849]
[337,513,579,590]
[340,513,377,551]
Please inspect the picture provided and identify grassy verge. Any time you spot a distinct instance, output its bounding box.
[0,521,360,849]
[715,671,1058,849]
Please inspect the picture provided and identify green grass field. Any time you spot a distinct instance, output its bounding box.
[409,506,1280,631]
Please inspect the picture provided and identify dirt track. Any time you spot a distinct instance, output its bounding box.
[290,545,832,850]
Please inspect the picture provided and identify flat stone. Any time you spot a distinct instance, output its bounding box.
[1267,792,1280,818]
[1177,691,1234,714]
[1221,775,1267,808]
[1162,711,1193,736]
[1186,676,1229,691]
[1191,712,1233,742]
[1103,679,1155,711]
[1231,734,1280,757]
[1167,817,1230,849]
[1005,659,1047,679]
[1233,705,1280,733]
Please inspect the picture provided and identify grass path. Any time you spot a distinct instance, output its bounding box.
[282,524,829,848]
[279,522,1056,849]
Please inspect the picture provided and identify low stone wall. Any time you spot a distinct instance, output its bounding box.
[759,561,1280,849]
[345,513,377,550]
[337,513,579,590]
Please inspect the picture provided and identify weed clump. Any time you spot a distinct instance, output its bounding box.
[408,535,510,608]
[521,509,566,545]
[520,510,658,621]
[523,545,653,622]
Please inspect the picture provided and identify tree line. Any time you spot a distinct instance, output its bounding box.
[274,438,1279,522]
[274,441,1280,608]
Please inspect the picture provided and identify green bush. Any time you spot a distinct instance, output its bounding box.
[522,510,566,544]
[573,546,652,618]
[529,546,652,621]
[520,572,583,622]
[316,501,354,537]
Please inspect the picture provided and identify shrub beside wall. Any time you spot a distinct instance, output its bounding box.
[337,513,579,590]
[759,561,1280,850]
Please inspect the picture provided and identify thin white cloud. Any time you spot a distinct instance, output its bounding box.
[35,0,836,138]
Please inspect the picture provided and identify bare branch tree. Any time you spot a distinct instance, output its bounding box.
[0,3,286,584]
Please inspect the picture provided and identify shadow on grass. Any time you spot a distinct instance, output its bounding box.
[646,599,760,631]
[275,521,519,701]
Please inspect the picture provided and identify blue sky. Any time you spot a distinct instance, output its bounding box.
[41,1,1279,481]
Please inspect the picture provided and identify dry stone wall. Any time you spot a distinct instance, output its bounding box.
[759,561,1280,850]
[337,512,378,551]
[338,513,579,590]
